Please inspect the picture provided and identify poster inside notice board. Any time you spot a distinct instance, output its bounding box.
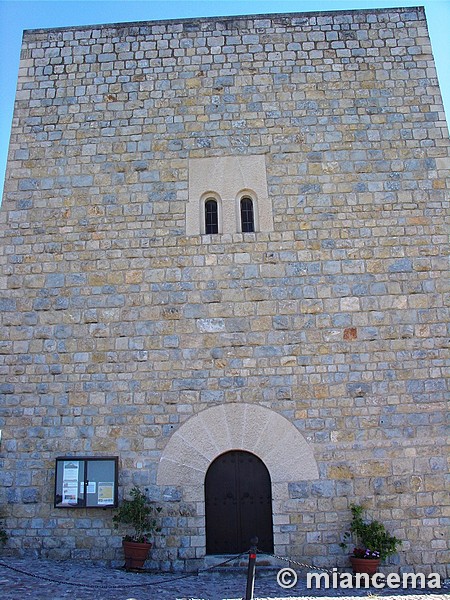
[54,457,118,508]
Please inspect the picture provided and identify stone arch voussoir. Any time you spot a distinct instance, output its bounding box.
[157,403,319,488]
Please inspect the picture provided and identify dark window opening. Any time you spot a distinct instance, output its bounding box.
[205,199,219,234]
[240,197,255,233]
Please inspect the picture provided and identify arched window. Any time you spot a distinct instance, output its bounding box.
[240,196,255,233]
[205,198,219,234]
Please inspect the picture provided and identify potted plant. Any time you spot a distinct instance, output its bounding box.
[113,486,162,570]
[340,504,401,575]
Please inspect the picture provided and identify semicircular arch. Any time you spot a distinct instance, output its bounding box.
[157,403,318,488]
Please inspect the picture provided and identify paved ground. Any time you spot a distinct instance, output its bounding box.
[0,556,448,600]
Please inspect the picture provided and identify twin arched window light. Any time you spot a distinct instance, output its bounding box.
[205,199,219,234]
[204,195,255,235]
[240,197,255,233]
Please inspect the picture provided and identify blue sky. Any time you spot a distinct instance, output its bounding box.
[1,0,449,194]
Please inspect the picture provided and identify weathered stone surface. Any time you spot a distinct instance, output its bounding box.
[0,6,448,577]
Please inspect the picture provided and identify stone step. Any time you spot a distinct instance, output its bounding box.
[203,554,283,570]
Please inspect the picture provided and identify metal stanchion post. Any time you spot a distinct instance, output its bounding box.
[244,536,258,600]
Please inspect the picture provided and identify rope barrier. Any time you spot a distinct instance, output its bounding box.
[0,548,348,595]
[0,552,247,590]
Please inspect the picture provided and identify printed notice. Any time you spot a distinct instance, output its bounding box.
[62,461,79,504]
[98,482,114,505]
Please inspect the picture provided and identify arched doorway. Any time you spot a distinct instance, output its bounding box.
[205,450,274,554]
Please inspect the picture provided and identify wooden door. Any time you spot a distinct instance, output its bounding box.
[205,450,274,554]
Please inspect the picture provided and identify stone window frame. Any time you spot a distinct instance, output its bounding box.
[200,192,222,235]
[237,190,258,233]
[187,156,273,237]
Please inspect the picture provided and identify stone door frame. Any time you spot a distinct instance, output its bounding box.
[157,403,319,554]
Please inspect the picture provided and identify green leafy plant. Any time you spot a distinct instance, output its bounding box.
[340,504,401,561]
[113,486,162,544]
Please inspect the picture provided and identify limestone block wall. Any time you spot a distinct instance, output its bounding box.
[0,7,449,574]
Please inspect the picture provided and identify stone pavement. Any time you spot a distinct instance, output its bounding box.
[0,557,448,600]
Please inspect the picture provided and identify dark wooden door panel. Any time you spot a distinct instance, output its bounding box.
[205,450,274,554]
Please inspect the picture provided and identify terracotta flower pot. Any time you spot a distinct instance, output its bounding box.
[122,540,152,569]
[350,556,381,575]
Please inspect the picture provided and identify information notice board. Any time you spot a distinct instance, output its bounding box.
[54,457,118,508]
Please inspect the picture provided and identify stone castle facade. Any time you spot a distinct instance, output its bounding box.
[0,7,449,574]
